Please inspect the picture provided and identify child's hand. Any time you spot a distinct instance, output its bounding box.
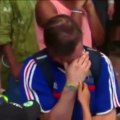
[78,83,90,107]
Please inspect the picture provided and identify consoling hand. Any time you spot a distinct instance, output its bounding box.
[78,82,90,107]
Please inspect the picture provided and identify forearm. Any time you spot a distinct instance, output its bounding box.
[71,6,83,28]
[78,83,91,120]
[81,105,91,120]
[86,4,104,47]
[2,43,17,67]
[36,0,58,27]
[49,87,77,120]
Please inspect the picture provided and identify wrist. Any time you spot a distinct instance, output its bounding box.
[65,82,78,92]
[71,8,85,15]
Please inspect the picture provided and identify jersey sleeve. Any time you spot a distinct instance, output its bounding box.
[20,57,56,113]
[95,53,120,115]
[0,0,12,45]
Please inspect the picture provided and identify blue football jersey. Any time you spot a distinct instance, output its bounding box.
[20,52,120,120]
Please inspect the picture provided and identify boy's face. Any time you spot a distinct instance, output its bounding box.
[51,43,84,64]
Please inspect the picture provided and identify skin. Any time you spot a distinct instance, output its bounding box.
[36,0,104,48]
[40,42,91,120]
[40,41,117,120]
[78,83,92,120]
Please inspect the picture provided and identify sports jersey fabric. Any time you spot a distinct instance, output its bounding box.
[20,49,120,120]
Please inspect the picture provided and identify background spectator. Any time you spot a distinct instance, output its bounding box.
[0,0,38,103]
[36,0,104,50]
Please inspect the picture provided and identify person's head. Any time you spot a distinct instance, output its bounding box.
[44,15,83,63]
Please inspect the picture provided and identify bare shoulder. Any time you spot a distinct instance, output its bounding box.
[35,0,58,27]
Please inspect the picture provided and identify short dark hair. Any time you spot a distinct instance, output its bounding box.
[44,15,82,56]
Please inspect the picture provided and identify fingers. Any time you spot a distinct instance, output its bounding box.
[82,60,91,72]
[78,51,89,64]
[78,82,88,91]
[64,51,91,85]
[77,52,91,71]
[78,82,90,106]
[64,51,90,69]
[83,83,88,90]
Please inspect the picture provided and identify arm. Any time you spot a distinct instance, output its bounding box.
[36,0,102,48]
[35,0,86,28]
[70,0,104,48]
[2,44,21,80]
[0,0,21,80]
[35,0,58,27]
[41,52,91,120]
[21,52,91,120]
[71,0,87,28]
[78,83,92,120]
[85,0,105,47]
[21,57,77,120]
[78,83,116,120]
[41,87,77,120]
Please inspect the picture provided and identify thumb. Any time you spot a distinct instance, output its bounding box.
[83,83,88,89]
